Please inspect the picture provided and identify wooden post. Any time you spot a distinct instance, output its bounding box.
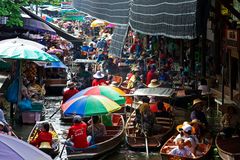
[229,52,233,100]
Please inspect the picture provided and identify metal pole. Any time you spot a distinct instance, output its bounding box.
[144,132,149,158]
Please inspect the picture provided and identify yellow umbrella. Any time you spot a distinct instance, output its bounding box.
[90,19,106,28]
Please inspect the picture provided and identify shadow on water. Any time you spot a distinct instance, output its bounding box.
[13,96,222,160]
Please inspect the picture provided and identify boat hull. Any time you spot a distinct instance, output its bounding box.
[67,114,125,160]
[215,133,240,160]
[160,135,213,160]
[125,111,175,150]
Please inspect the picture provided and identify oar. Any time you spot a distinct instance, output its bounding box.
[59,137,69,159]
[49,107,61,119]
[143,131,149,158]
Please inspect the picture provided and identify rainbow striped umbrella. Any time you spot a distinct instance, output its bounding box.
[62,95,122,117]
[68,86,126,105]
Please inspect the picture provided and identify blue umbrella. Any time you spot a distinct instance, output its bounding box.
[44,55,67,69]
[0,134,51,160]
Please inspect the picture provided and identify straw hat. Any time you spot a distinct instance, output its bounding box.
[128,54,134,60]
[192,99,205,108]
[176,121,189,132]
[148,79,160,88]
[67,82,75,88]
[109,81,118,87]
[189,119,202,125]
[93,71,105,79]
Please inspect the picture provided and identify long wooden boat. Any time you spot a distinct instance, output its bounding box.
[67,114,125,160]
[215,133,240,160]
[27,121,60,159]
[125,110,174,150]
[160,135,213,160]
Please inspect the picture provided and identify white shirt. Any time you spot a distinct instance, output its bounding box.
[169,146,192,157]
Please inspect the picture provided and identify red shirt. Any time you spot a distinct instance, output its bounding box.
[30,131,52,147]
[63,88,79,103]
[146,70,156,85]
[92,79,108,86]
[68,122,88,148]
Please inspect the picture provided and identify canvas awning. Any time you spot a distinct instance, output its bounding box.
[23,18,56,34]
[127,87,174,97]
[109,25,129,57]
[129,0,199,39]
[73,0,204,39]
[72,0,130,25]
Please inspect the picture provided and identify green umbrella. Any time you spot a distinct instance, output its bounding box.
[0,42,59,109]
[0,44,58,62]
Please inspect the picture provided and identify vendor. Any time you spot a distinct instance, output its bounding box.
[63,82,79,103]
[92,71,108,86]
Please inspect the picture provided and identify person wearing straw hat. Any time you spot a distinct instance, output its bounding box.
[220,104,240,138]
[127,67,140,89]
[190,99,208,126]
[174,123,199,156]
[92,71,108,86]
[63,82,79,103]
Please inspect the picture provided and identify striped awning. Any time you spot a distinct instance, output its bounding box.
[73,0,204,39]
[109,25,129,57]
[72,0,130,25]
[129,0,199,39]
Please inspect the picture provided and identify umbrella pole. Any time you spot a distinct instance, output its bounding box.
[91,116,94,141]
[17,61,23,122]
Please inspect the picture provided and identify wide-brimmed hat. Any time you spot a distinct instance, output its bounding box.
[189,119,202,125]
[176,121,189,132]
[192,99,205,108]
[67,82,75,88]
[93,71,105,79]
[109,81,118,87]
[128,54,135,60]
[148,79,160,88]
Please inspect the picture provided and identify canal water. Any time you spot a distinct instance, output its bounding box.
[13,96,222,160]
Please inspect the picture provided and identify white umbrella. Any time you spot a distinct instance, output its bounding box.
[0,37,46,50]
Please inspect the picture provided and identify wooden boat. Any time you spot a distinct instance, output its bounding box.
[160,135,213,160]
[215,133,240,160]
[125,87,175,150]
[27,121,60,159]
[125,110,174,149]
[67,114,125,160]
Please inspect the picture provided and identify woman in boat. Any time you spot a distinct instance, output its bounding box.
[138,97,155,136]
[87,116,107,138]
[220,105,240,138]
[190,119,205,141]
[63,82,79,103]
[174,124,199,156]
[169,137,192,157]
[92,71,108,86]
[30,122,53,149]
[190,99,208,126]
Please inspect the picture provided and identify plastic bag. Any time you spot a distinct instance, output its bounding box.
[18,98,32,111]
[6,78,19,103]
